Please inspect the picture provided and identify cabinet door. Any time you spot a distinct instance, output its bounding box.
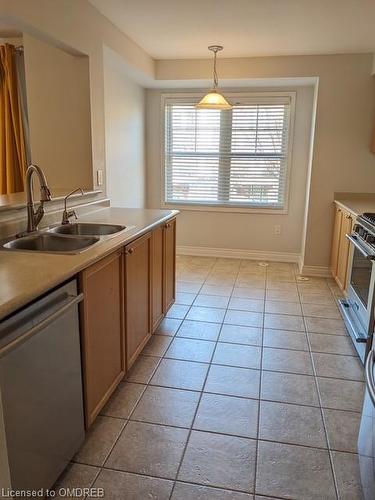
[336,210,354,291]
[125,232,152,369]
[163,218,176,313]
[152,225,164,332]
[330,205,343,277]
[80,250,124,428]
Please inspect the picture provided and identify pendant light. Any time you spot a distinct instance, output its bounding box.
[196,45,232,110]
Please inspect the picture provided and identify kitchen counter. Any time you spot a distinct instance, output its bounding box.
[334,192,375,217]
[0,207,178,321]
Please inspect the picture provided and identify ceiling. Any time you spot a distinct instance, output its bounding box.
[89,0,375,59]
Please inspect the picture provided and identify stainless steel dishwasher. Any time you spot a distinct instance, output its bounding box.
[0,280,85,493]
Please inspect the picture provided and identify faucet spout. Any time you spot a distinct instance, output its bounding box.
[25,164,52,233]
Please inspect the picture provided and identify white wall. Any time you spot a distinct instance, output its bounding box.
[103,48,146,208]
[146,86,315,258]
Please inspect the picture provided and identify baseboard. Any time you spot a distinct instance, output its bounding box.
[299,265,332,278]
[177,245,300,263]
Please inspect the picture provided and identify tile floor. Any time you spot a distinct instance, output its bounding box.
[54,256,367,499]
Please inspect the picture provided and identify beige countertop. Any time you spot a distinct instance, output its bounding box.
[334,192,375,217]
[0,207,178,321]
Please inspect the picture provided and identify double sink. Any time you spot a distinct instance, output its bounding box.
[3,223,129,254]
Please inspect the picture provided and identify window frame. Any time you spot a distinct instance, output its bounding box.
[160,91,296,214]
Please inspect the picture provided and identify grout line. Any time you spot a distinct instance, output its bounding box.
[168,256,237,499]
[300,280,340,500]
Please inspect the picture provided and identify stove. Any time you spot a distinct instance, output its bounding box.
[340,213,375,363]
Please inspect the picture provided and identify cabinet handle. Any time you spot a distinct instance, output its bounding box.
[165,223,171,228]
[126,248,134,255]
[346,214,352,220]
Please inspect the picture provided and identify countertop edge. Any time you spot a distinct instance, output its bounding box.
[0,209,179,322]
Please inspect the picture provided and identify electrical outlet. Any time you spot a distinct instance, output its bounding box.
[274,225,281,235]
[96,169,103,187]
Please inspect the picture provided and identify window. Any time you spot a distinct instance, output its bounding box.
[163,93,295,211]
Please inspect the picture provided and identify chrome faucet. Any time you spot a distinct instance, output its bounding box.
[25,164,52,233]
[61,188,84,224]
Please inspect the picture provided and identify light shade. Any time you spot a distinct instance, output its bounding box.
[196,89,233,110]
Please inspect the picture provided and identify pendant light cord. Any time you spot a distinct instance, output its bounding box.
[213,50,218,89]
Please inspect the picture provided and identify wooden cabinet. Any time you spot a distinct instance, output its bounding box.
[163,218,176,312]
[152,226,164,331]
[80,250,124,427]
[331,204,354,292]
[124,232,152,369]
[80,217,176,426]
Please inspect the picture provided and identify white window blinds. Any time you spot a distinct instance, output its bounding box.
[164,94,293,210]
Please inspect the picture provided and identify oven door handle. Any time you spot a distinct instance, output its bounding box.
[365,349,375,406]
[346,234,374,260]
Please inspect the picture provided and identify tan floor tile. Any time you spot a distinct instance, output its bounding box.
[265,289,299,302]
[256,441,336,500]
[219,324,262,346]
[176,281,202,294]
[308,333,356,355]
[261,371,319,406]
[92,469,173,499]
[172,482,252,499]
[106,421,188,479]
[324,408,361,453]
[131,385,200,427]
[299,291,336,305]
[74,416,125,467]
[224,310,263,328]
[204,364,260,399]
[265,300,302,316]
[101,382,145,419]
[194,294,230,309]
[200,284,233,296]
[262,347,313,375]
[176,320,221,341]
[151,358,209,390]
[165,337,215,363]
[331,451,364,500]
[264,313,305,332]
[302,303,341,319]
[178,430,256,492]
[266,282,298,293]
[305,316,348,335]
[53,463,100,498]
[312,353,364,381]
[263,329,308,351]
[126,355,160,384]
[187,306,226,323]
[259,401,327,448]
[213,343,261,369]
[232,286,265,300]
[155,317,182,336]
[317,377,365,412]
[228,297,264,313]
[175,292,196,305]
[193,393,258,438]
[166,304,190,320]
[142,335,171,357]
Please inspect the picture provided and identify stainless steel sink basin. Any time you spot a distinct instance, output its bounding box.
[49,223,126,236]
[3,233,99,254]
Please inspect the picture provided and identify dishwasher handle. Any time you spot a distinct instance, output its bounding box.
[0,293,84,358]
[365,349,375,406]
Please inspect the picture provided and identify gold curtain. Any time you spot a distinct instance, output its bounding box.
[0,44,27,194]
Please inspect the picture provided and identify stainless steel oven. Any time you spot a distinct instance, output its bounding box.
[340,214,375,363]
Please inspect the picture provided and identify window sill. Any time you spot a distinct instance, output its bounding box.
[162,202,288,215]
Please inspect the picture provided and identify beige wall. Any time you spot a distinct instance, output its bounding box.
[146,86,315,258]
[155,54,375,268]
[104,48,146,208]
[23,33,93,191]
